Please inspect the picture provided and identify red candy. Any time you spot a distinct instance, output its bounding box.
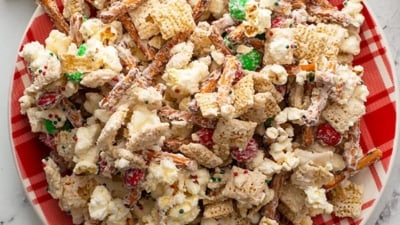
[37,92,62,110]
[316,123,342,146]
[272,17,286,28]
[231,138,259,162]
[196,128,214,149]
[124,168,145,189]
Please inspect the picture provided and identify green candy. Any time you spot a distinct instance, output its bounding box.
[44,119,57,135]
[77,44,87,56]
[66,72,83,82]
[237,49,261,71]
[229,0,248,21]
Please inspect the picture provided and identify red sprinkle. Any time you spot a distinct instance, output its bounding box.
[231,138,259,162]
[124,168,145,189]
[244,170,248,174]
[316,123,342,146]
[233,172,239,176]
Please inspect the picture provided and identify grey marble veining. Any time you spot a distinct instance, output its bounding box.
[0,1,399,225]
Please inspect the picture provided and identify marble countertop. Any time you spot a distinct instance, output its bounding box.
[0,1,399,225]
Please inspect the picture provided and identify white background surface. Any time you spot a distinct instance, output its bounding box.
[0,0,399,224]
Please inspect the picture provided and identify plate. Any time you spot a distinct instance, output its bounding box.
[9,1,398,225]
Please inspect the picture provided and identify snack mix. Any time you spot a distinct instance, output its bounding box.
[19,0,382,224]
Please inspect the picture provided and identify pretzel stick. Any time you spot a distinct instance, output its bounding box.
[192,0,212,23]
[200,69,221,93]
[100,0,145,23]
[119,14,156,60]
[99,68,139,110]
[142,32,190,81]
[69,13,84,45]
[36,0,69,34]
[145,150,198,171]
[209,26,232,55]
[115,42,139,70]
[302,125,314,147]
[323,148,383,189]
[263,172,289,221]
[60,98,84,128]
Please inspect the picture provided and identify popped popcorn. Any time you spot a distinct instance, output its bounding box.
[21,0,382,224]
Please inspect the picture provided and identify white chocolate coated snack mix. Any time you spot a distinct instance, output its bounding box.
[19,0,382,224]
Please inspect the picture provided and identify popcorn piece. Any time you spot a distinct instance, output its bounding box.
[144,158,180,191]
[179,143,223,168]
[203,200,234,219]
[163,56,211,97]
[222,166,270,205]
[304,186,333,215]
[195,92,220,118]
[322,98,366,133]
[83,92,103,115]
[73,123,101,174]
[260,64,288,85]
[126,105,169,151]
[212,118,257,150]
[328,180,363,218]
[45,30,72,56]
[88,185,112,220]
[151,0,196,40]
[241,92,281,123]
[263,28,295,65]
[233,74,255,118]
[243,1,272,37]
[19,41,62,94]
[258,217,279,225]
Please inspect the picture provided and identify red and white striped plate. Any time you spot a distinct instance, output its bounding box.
[9,1,398,225]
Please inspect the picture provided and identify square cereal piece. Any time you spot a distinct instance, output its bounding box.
[251,71,283,102]
[150,0,196,40]
[328,181,363,218]
[212,118,257,150]
[233,74,255,118]
[322,98,366,133]
[179,143,223,168]
[203,200,234,219]
[128,0,161,40]
[294,23,348,62]
[195,92,220,118]
[222,166,269,205]
[240,92,281,123]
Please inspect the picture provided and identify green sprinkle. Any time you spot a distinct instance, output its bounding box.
[44,119,57,135]
[265,179,271,184]
[211,177,217,182]
[228,0,248,21]
[49,52,54,56]
[274,0,279,6]
[264,117,274,128]
[144,100,149,104]
[179,209,184,214]
[66,72,83,82]
[38,69,43,73]
[307,72,315,82]
[83,15,88,22]
[237,49,261,71]
[285,45,289,49]
[77,44,87,56]
[216,177,222,182]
